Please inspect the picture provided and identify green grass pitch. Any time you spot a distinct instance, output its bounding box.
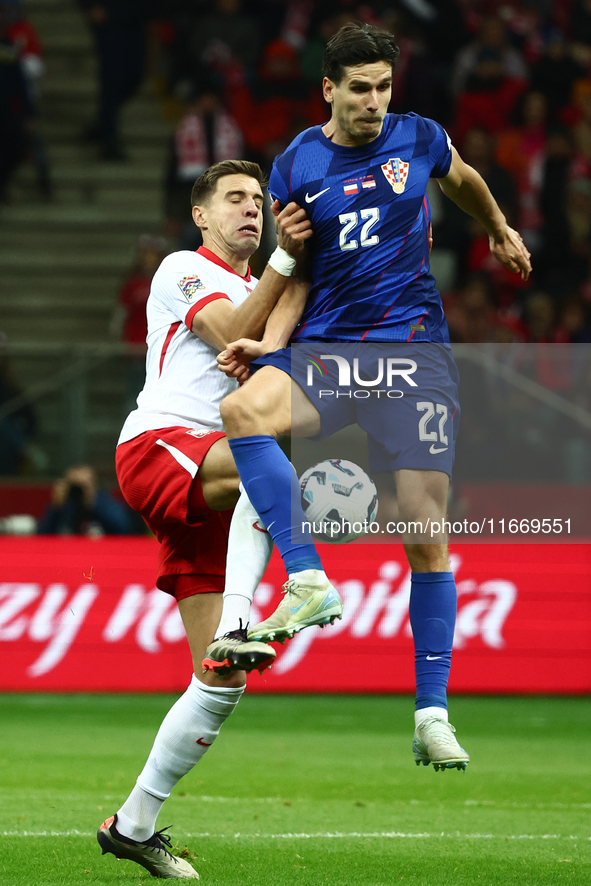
[0,694,589,885]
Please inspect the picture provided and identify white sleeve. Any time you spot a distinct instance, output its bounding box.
[150,252,231,331]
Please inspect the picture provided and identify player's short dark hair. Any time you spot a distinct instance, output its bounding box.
[322,22,400,84]
[190,160,267,206]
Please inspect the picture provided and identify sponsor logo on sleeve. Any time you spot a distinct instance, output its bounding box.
[178,274,206,303]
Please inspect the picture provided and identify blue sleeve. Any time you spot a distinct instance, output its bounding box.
[425,118,452,179]
[268,153,292,207]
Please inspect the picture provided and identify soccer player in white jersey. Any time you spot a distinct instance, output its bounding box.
[96,159,315,879]
[212,24,532,773]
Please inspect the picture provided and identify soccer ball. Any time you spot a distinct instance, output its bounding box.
[299,458,378,544]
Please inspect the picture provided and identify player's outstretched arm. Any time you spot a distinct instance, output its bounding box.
[192,203,312,350]
[218,279,309,382]
[437,147,532,281]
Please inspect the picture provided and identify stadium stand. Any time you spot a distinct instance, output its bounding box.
[0,0,171,478]
[1,0,591,486]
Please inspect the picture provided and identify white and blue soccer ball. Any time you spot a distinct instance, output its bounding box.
[299,458,378,544]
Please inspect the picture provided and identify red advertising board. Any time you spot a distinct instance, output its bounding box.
[0,537,589,694]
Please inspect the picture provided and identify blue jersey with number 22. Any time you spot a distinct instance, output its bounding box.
[269,112,453,344]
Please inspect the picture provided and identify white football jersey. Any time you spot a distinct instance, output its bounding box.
[118,247,257,445]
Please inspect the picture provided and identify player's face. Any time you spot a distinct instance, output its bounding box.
[194,174,264,260]
[323,62,392,146]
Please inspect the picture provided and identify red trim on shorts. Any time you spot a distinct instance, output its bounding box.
[116,428,232,598]
[159,321,181,376]
[185,292,231,330]
[173,573,225,600]
[197,245,252,282]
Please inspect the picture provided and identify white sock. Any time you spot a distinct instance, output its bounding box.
[288,568,327,585]
[414,705,448,728]
[216,488,273,636]
[116,676,244,841]
[115,787,164,843]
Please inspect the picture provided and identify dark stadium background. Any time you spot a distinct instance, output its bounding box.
[0,0,589,697]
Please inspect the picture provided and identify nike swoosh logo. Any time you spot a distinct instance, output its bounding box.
[305,187,330,203]
[429,445,448,454]
[252,521,269,533]
[196,737,213,747]
[426,655,442,660]
[289,601,307,614]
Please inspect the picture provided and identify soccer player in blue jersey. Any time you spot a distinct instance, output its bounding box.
[213,23,531,770]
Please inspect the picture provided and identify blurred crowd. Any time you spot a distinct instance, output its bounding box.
[3,0,591,342]
[136,0,591,344]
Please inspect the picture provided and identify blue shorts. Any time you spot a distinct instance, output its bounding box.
[252,342,460,477]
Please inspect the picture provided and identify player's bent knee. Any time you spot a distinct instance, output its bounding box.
[200,474,240,511]
[221,388,269,437]
[405,543,450,573]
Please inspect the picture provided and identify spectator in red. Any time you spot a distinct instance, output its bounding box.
[496,90,548,253]
[3,0,43,86]
[112,234,169,347]
[227,37,323,169]
[454,46,527,146]
[2,0,50,197]
[111,235,169,412]
[164,83,243,248]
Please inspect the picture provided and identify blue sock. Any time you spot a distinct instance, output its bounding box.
[228,435,321,575]
[409,572,457,712]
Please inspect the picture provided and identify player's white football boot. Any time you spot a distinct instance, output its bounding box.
[201,622,276,676]
[247,571,343,643]
[97,814,199,879]
[413,715,470,771]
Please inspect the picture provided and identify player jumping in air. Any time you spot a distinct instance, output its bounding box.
[212,24,532,772]
[96,160,317,878]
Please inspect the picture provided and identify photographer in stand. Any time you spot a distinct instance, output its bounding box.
[37,464,135,536]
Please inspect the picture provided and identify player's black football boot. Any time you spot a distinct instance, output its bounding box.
[97,814,199,878]
[201,621,276,676]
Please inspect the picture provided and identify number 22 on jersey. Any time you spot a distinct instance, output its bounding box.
[339,207,380,252]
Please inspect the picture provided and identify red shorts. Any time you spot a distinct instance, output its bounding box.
[116,427,233,599]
